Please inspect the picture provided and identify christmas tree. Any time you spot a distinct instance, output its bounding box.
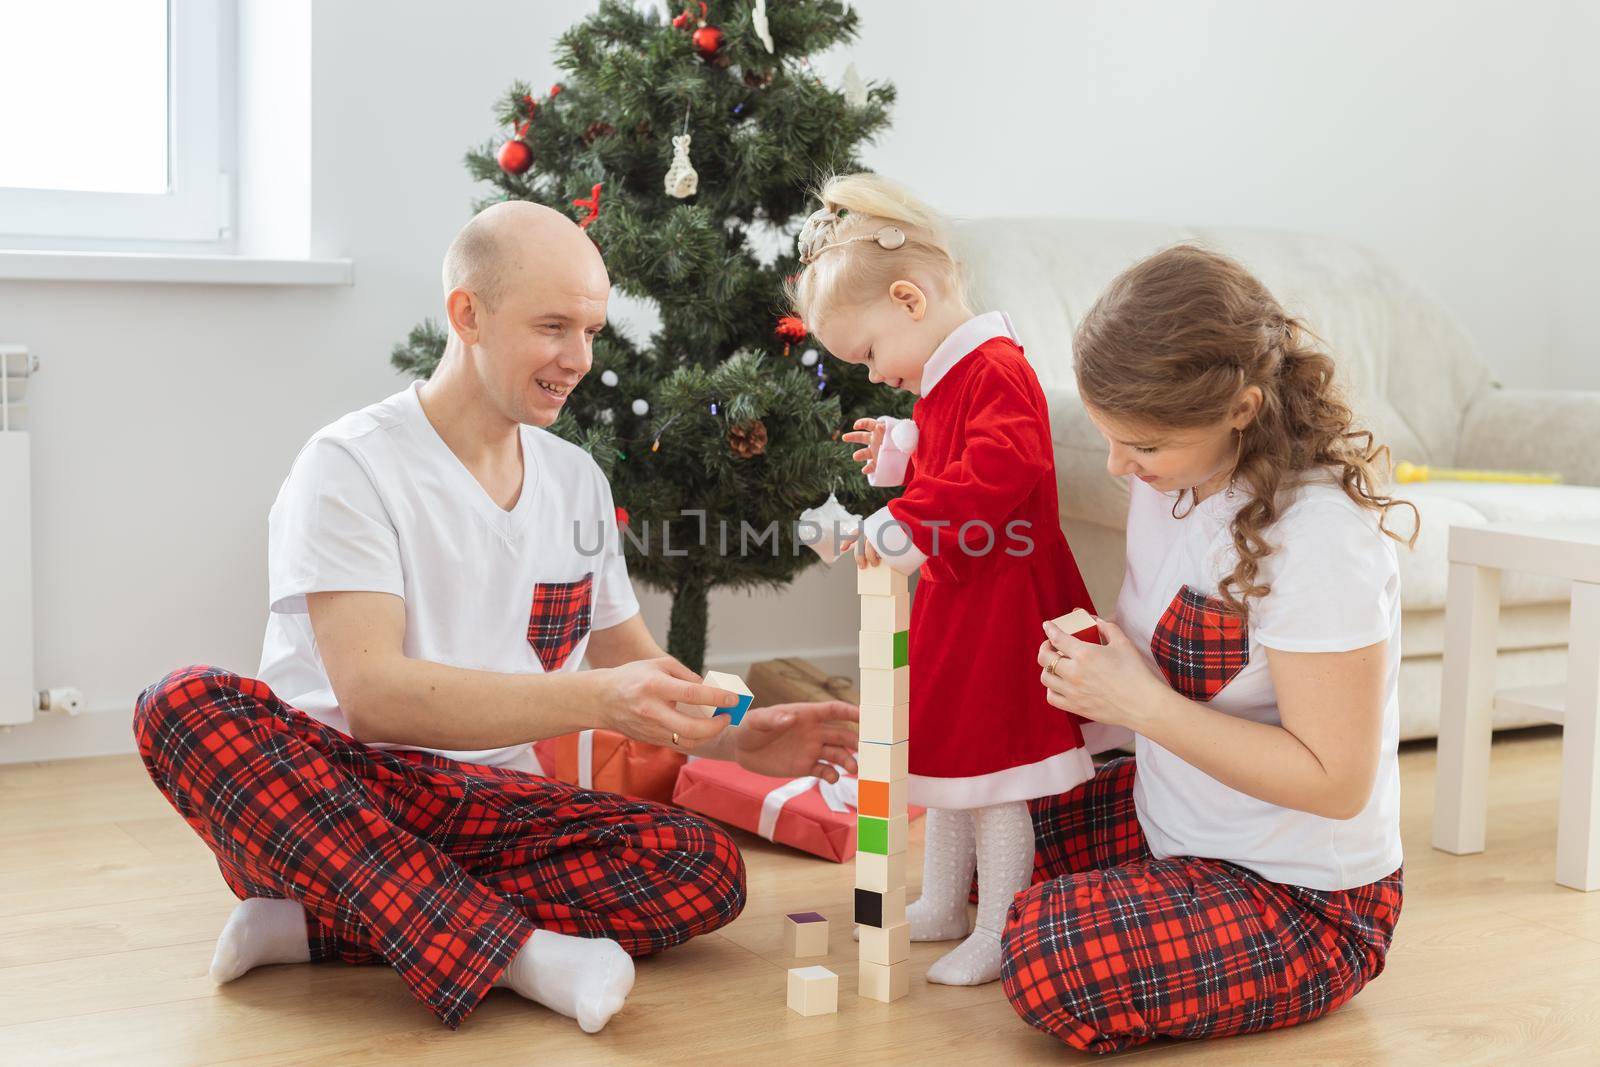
[391,0,909,671]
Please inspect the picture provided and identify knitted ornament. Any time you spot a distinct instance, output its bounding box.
[752,0,774,52]
[843,63,868,107]
[664,134,699,198]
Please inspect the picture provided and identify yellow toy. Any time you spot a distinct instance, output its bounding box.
[1394,462,1561,485]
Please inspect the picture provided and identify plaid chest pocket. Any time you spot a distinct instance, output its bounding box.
[527,573,594,672]
[1149,585,1249,702]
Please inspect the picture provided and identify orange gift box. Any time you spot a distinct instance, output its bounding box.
[533,729,686,803]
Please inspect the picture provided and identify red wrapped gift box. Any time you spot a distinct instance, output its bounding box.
[672,758,922,863]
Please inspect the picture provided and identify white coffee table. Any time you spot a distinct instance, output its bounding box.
[1432,520,1600,890]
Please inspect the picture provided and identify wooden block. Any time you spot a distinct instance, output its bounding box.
[854,849,906,893]
[858,921,910,966]
[857,814,909,856]
[857,959,909,1002]
[859,701,909,745]
[857,563,911,597]
[1047,608,1103,645]
[693,670,753,725]
[784,912,829,957]
[859,665,908,707]
[854,885,906,929]
[860,593,910,633]
[858,629,910,670]
[787,965,839,1016]
[856,777,908,819]
[857,740,908,783]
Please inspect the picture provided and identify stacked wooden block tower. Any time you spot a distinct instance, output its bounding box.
[855,563,911,1002]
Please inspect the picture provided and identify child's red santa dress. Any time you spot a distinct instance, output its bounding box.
[860,312,1098,809]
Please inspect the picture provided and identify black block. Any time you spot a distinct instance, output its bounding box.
[855,887,884,928]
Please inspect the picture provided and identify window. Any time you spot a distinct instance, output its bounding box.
[0,0,234,250]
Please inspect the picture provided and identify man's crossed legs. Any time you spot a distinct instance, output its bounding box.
[134,665,747,1031]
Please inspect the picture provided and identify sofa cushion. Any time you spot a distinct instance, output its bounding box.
[1387,482,1600,610]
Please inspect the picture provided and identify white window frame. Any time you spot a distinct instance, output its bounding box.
[0,0,235,251]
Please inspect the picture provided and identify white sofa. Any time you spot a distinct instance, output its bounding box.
[955,218,1600,740]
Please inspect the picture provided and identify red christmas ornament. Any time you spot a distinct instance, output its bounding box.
[775,315,808,356]
[497,138,533,174]
[497,97,537,175]
[615,505,630,529]
[549,83,563,97]
[692,24,724,59]
[573,182,603,229]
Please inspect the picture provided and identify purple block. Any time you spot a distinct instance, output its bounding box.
[787,911,826,924]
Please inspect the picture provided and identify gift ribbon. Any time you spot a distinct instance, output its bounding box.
[756,768,857,840]
[577,729,594,789]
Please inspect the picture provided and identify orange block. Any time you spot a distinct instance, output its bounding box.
[857,778,907,818]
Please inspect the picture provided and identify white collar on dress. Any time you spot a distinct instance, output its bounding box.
[918,310,1019,397]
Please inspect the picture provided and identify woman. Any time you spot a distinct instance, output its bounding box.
[1004,245,1417,1053]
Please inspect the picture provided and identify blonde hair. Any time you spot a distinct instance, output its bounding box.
[786,173,966,328]
[1074,244,1418,616]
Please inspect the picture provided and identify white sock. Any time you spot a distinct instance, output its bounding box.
[926,800,1033,986]
[209,897,312,984]
[496,929,635,1034]
[856,806,974,943]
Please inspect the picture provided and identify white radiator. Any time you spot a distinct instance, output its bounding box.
[1,345,36,726]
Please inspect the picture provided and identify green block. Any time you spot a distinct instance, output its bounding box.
[892,629,909,669]
[858,816,890,855]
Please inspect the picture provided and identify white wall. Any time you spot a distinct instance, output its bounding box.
[835,0,1598,391]
[1,0,1591,761]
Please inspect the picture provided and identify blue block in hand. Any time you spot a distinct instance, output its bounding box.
[703,671,754,725]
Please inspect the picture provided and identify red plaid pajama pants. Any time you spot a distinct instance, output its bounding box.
[132,665,746,1029]
[1003,758,1402,1054]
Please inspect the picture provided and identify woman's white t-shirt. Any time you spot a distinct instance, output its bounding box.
[257,381,639,772]
[1115,473,1403,891]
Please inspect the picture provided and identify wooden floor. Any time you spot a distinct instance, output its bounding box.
[1,730,1597,1066]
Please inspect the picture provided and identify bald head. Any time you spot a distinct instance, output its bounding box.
[441,200,606,310]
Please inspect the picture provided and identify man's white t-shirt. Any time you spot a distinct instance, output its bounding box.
[258,380,639,772]
[1115,473,1404,891]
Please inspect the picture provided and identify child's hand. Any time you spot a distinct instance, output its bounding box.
[842,417,886,478]
[854,536,883,569]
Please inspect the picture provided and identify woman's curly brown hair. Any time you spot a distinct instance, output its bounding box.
[1074,244,1418,616]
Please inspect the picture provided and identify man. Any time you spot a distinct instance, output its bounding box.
[134,202,859,1034]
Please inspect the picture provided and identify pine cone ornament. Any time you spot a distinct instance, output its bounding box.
[727,419,768,459]
[583,121,616,145]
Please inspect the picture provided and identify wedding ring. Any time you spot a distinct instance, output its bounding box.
[671,731,679,747]
[1048,652,1062,676]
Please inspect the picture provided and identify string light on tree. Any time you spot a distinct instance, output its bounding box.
[800,348,820,367]
[632,398,650,416]
[600,369,619,387]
